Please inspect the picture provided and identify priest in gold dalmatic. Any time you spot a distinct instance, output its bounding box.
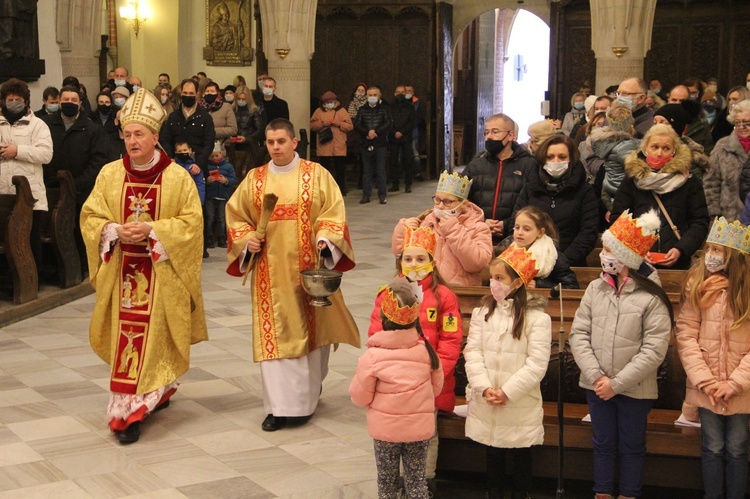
[226,118,360,431]
[81,88,207,444]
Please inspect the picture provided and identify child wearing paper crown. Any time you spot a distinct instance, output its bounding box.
[464,245,552,499]
[569,209,673,499]
[392,171,492,286]
[351,276,443,499]
[368,226,462,491]
[675,217,750,499]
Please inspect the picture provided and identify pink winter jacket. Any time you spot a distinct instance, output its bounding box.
[676,274,750,416]
[349,328,444,442]
[392,202,492,286]
[310,104,353,157]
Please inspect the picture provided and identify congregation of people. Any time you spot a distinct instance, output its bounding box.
[4,67,750,499]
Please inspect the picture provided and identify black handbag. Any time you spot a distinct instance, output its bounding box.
[318,126,334,144]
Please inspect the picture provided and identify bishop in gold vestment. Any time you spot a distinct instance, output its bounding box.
[81,88,207,443]
[226,119,359,430]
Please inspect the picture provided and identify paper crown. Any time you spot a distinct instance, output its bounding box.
[498,244,539,285]
[119,88,167,135]
[381,277,423,325]
[436,171,473,200]
[602,209,660,269]
[707,217,750,254]
[403,226,436,256]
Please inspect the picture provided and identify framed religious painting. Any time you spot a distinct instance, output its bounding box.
[203,0,254,66]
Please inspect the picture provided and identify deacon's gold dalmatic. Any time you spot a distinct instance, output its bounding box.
[81,158,208,395]
[226,159,360,362]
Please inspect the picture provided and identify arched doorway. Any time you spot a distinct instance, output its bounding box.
[451,8,550,167]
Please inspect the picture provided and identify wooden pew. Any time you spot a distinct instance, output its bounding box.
[39,170,81,288]
[0,176,38,304]
[440,279,712,490]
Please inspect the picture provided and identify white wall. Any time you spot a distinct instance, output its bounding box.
[29,0,63,110]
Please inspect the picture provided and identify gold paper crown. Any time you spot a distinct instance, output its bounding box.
[707,217,750,254]
[404,226,436,255]
[436,171,473,199]
[381,287,421,325]
[120,88,167,135]
[498,244,539,285]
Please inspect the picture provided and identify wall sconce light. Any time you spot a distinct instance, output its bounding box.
[119,0,151,38]
[611,46,627,58]
[275,48,290,60]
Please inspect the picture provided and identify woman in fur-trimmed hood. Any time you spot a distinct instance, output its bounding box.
[611,123,709,270]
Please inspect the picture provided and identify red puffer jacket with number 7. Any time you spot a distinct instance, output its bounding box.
[368,274,463,412]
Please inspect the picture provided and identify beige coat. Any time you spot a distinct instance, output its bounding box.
[209,102,238,140]
[310,104,353,157]
[464,295,551,448]
[676,275,750,415]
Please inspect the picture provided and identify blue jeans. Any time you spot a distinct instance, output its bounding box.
[361,145,387,198]
[586,390,653,498]
[699,408,750,499]
[205,198,227,244]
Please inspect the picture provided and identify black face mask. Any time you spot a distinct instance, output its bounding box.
[98,104,112,115]
[181,95,196,108]
[175,153,191,162]
[395,94,406,103]
[61,102,79,118]
[203,94,217,104]
[485,138,508,156]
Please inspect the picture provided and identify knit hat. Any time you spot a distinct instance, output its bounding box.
[381,276,423,325]
[436,171,472,199]
[607,103,635,132]
[119,88,167,135]
[321,91,337,103]
[601,210,661,269]
[584,94,598,113]
[707,217,750,254]
[654,104,689,136]
[527,120,557,144]
[403,227,436,256]
[112,86,130,98]
[224,85,237,93]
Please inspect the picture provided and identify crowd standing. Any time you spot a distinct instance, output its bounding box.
[4,68,750,499]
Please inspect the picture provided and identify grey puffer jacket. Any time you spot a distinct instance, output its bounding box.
[705,131,748,221]
[589,127,640,211]
[569,274,671,399]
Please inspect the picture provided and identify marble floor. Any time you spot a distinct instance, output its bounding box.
[0,179,442,499]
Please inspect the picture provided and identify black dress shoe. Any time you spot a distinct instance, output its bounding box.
[217,241,227,248]
[379,196,387,205]
[359,196,370,204]
[115,421,141,444]
[203,249,209,258]
[262,414,286,431]
[405,186,412,193]
[154,400,170,412]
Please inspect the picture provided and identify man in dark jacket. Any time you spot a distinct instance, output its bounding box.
[388,85,416,193]
[159,78,216,174]
[463,113,536,242]
[42,85,107,274]
[354,86,392,204]
[35,86,59,119]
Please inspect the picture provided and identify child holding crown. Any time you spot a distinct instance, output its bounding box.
[464,243,552,499]
[369,226,462,494]
[351,276,443,499]
[392,171,492,286]
[676,217,750,499]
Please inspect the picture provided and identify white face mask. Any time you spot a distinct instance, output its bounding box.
[114,79,126,87]
[225,94,234,102]
[262,88,274,97]
[433,207,459,219]
[490,279,514,302]
[131,85,141,92]
[114,97,126,108]
[324,102,335,110]
[705,253,726,273]
[746,82,750,91]
[405,93,413,100]
[160,96,168,105]
[543,160,569,179]
[600,252,625,275]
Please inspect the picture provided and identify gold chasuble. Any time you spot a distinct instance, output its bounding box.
[226,159,360,362]
[81,154,208,395]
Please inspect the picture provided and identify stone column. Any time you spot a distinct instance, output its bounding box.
[590,0,656,94]
[56,0,104,97]
[258,0,316,147]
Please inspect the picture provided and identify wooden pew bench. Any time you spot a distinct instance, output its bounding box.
[39,170,81,288]
[0,176,38,304]
[440,279,714,490]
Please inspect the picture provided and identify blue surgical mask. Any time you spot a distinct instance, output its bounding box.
[237,101,247,107]
[617,95,634,109]
[324,102,335,110]
[131,85,141,92]
[114,97,126,108]
[46,104,59,113]
[367,96,378,105]
[573,102,584,110]
[114,79,126,87]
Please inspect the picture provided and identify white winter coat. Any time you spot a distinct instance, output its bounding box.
[569,274,671,399]
[464,295,552,448]
[0,110,53,210]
